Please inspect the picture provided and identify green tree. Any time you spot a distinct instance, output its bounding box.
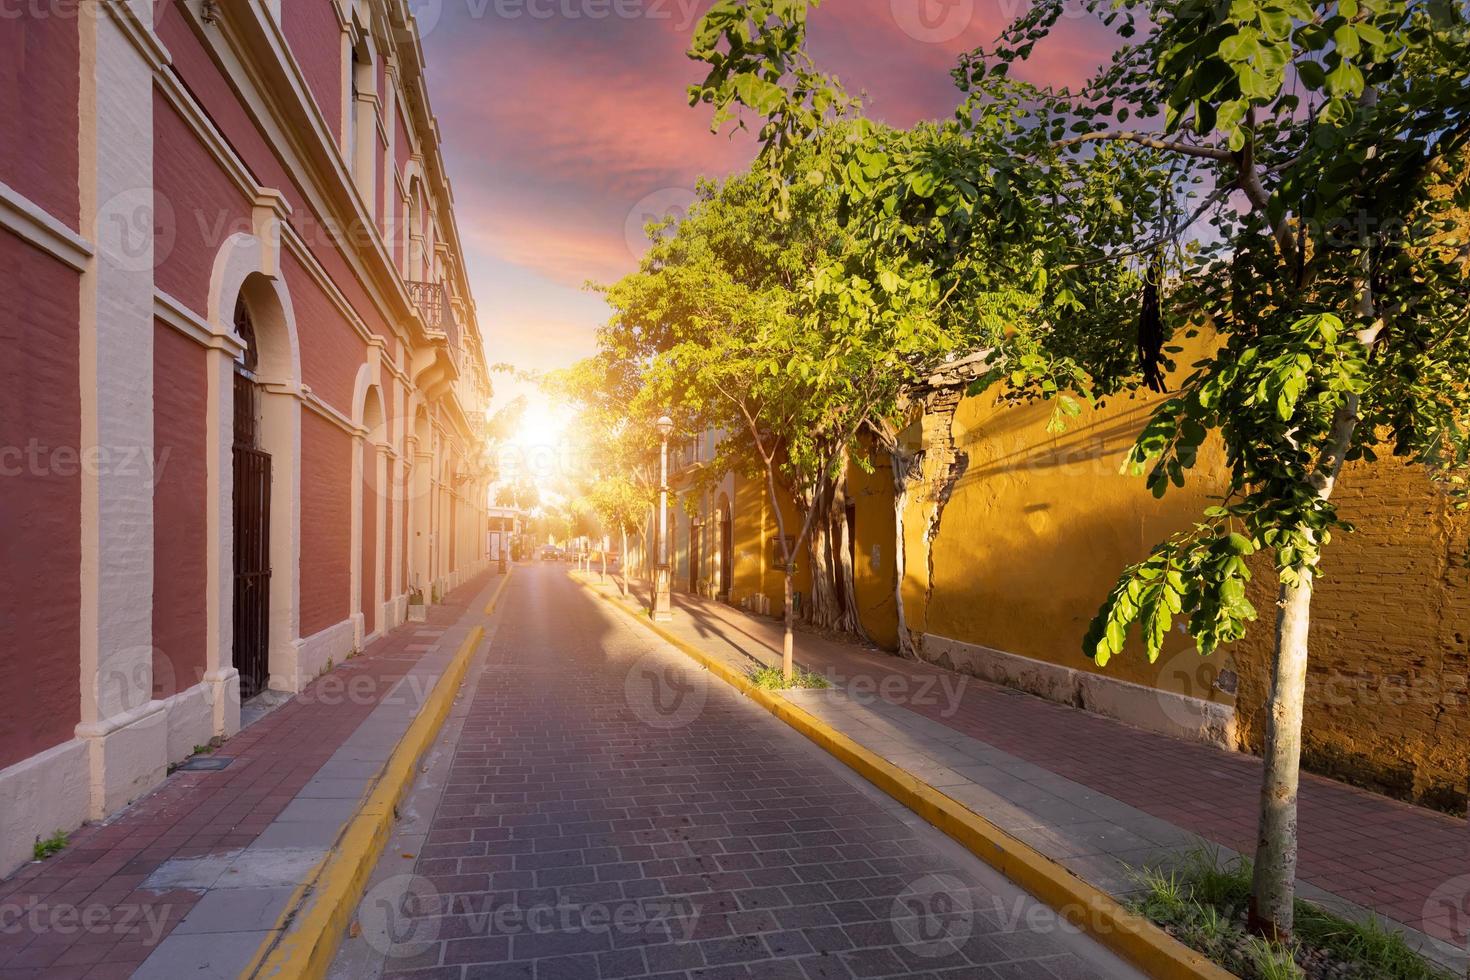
[546,354,662,595]
[602,156,956,679]
[687,0,1470,938]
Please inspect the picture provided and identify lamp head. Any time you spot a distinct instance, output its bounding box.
[655,415,675,440]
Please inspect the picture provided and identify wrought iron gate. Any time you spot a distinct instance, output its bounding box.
[232,298,271,700]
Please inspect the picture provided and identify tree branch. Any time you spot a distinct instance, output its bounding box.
[1052,130,1233,161]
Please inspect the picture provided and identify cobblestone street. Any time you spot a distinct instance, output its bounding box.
[344,564,1139,980]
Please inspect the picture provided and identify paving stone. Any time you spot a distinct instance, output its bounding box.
[171,886,295,934]
[363,567,1139,980]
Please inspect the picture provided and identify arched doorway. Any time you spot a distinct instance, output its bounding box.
[232,296,271,700]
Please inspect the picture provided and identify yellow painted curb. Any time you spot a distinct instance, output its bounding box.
[247,568,515,979]
[577,575,1234,980]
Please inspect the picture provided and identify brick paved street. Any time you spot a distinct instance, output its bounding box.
[352,564,1139,980]
[632,581,1470,957]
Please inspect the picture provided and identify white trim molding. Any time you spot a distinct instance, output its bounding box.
[0,180,95,272]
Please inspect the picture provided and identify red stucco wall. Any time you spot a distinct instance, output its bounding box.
[282,253,365,414]
[0,4,80,230]
[151,321,208,698]
[152,89,253,316]
[299,411,351,636]
[0,231,82,769]
[281,0,343,140]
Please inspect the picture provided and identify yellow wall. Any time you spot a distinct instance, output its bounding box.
[845,380,1468,810]
[729,470,812,613]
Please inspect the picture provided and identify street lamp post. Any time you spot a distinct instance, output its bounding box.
[652,414,674,622]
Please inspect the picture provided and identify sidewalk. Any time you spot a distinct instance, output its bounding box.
[0,570,499,979]
[584,573,1468,975]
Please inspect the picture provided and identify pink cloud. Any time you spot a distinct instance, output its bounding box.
[421,0,1123,377]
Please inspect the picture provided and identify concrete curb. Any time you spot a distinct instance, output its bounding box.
[577,575,1235,980]
[246,568,515,979]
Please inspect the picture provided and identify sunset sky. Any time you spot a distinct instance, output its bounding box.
[415,0,1119,411]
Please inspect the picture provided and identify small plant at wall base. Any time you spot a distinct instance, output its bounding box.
[32,831,67,862]
[685,0,1470,943]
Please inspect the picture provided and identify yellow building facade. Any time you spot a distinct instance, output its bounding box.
[842,384,1468,813]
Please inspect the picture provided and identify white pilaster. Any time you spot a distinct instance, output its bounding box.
[349,428,365,647]
[204,343,241,737]
[75,0,167,819]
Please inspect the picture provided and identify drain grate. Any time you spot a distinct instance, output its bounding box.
[176,756,234,771]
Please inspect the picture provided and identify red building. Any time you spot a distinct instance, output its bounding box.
[0,0,494,875]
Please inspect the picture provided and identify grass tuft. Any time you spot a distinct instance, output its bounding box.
[1128,848,1452,980]
[33,830,67,861]
[745,665,830,690]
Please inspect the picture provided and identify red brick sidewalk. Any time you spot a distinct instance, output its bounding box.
[641,585,1467,950]
[0,572,495,979]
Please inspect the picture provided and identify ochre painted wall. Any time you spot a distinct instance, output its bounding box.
[729,471,812,614]
[1232,458,1468,809]
[848,377,1468,810]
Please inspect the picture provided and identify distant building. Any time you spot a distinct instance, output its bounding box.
[0,0,494,875]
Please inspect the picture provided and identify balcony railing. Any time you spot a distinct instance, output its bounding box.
[406,279,461,365]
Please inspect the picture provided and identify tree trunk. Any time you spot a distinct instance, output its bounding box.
[619,528,629,597]
[1247,388,1365,937]
[891,482,916,658]
[1249,569,1315,940]
[782,566,795,682]
[806,481,843,630]
[830,468,868,640]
